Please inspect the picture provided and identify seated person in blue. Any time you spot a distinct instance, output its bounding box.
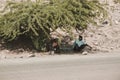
[73,35,88,52]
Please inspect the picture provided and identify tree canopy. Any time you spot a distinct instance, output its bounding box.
[0,0,107,51]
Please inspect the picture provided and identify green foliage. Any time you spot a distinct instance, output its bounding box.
[0,0,107,51]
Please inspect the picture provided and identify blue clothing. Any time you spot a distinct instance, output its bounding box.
[73,39,85,47]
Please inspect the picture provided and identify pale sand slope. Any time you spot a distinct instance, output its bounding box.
[84,0,120,52]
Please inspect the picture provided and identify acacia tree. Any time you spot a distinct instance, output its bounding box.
[0,0,107,51]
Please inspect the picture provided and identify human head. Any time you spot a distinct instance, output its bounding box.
[79,35,83,41]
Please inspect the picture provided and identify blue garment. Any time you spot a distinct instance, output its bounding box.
[73,39,85,47]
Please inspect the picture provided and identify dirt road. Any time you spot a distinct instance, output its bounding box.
[0,53,120,80]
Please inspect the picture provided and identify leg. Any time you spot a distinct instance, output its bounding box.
[73,44,80,52]
[80,44,92,52]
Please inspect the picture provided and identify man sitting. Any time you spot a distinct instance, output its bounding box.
[73,35,90,53]
[46,37,60,54]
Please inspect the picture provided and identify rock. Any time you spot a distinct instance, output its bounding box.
[110,47,114,50]
[114,20,119,25]
[29,54,36,57]
[102,21,109,25]
[82,51,88,55]
[20,56,23,58]
[17,48,24,53]
[49,51,55,55]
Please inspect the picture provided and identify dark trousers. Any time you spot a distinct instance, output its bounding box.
[73,44,87,52]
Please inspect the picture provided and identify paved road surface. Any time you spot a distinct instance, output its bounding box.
[0,53,120,80]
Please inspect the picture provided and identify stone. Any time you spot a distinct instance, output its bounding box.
[29,54,36,57]
[102,21,109,25]
[82,51,88,55]
[20,56,23,58]
[49,51,55,55]
[114,20,119,25]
